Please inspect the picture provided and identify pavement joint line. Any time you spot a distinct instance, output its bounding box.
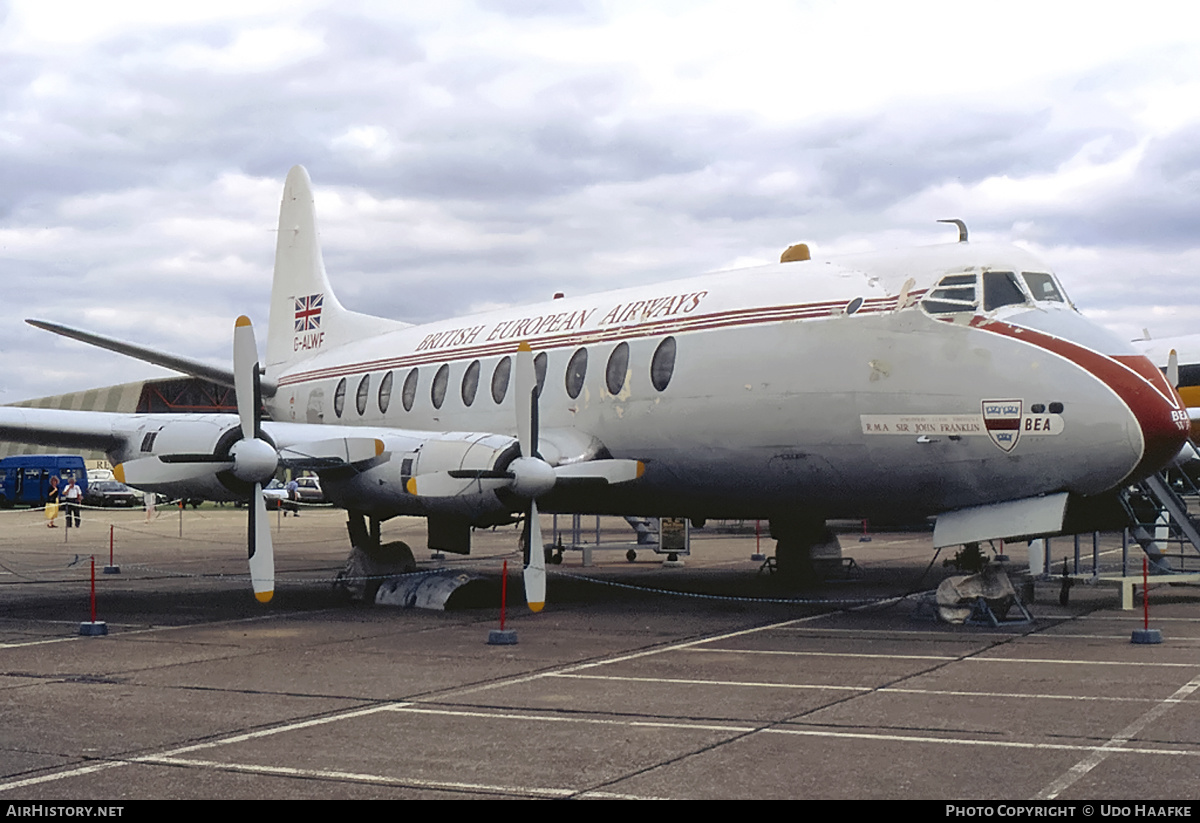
[683,647,1200,663]
[138,755,583,799]
[762,725,1200,757]
[879,687,1178,703]
[965,656,1200,668]
[387,704,758,733]
[682,648,959,661]
[1034,671,1200,800]
[549,672,872,691]
[776,626,1030,638]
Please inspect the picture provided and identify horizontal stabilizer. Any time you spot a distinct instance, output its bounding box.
[26,319,278,397]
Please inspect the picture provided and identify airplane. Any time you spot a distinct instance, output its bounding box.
[1134,334,1200,411]
[0,167,1190,611]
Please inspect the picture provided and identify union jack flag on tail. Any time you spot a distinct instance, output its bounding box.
[294,294,323,332]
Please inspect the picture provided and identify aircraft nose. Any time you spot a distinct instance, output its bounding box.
[1110,354,1191,482]
[973,316,1190,485]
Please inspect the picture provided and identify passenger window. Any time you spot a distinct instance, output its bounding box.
[606,342,630,395]
[462,360,481,406]
[1023,272,1066,303]
[378,371,393,414]
[492,357,511,404]
[431,364,449,409]
[921,274,978,315]
[402,368,419,412]
[355,374,370,416]
[334,378,347,418]
[565,348,587,399]
[534,352,548,398]
[650,337,676,392]
[983,271,1028,312]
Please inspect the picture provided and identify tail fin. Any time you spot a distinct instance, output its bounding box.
[266,166,408,375]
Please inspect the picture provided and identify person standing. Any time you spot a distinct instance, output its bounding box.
[285,478,299,516]
[45,476,60,528]
[62,477,83,528]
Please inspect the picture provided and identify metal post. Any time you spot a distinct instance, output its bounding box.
[1122,527,1129,577]
[1092,531,1099,579]
[1044,536,1052,579]
[1073,533,1080,575]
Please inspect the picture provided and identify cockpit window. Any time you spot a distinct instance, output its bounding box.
[921,273,978,314]
[983,271,1028,312]
[1023,272,1066,303]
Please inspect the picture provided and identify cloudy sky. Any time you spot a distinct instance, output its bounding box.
[3,0,1200,402]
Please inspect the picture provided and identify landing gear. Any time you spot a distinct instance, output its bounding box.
[769,514,833,588]
[335,511,416,602]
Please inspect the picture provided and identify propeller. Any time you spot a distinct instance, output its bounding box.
[233,315,277,603]
[515,342,548,612]
[1169,349,1179,389]
[116,317,278,602]
[406,341,645,612]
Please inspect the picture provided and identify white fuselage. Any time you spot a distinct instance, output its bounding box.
[258,241,1186,522]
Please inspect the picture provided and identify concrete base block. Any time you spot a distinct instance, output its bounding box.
[1131,628,1163,644]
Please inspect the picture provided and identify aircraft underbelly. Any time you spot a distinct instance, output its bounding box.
[542,312,1141,518]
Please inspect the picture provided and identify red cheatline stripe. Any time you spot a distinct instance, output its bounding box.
[968,317,1187,484]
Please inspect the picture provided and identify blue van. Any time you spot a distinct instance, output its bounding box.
[0,455,88,507]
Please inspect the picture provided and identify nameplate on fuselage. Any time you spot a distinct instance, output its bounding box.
[860,412,1064,448]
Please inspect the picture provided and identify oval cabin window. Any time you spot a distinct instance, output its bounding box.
[355,374,370,416]
[378,371,393,414]
[606,342,629,395]
[402,368,419,412]
[462,360,481,406]
[650,337,676,392]
[534,352,548,398]
[565,348,587,399]
[492,357,511,404]
[431,364,450,409]
[333,377,347,418]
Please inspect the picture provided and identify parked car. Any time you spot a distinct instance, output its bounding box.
[262,479,288,504]
[84,480,142,508]
[293,476,325,504]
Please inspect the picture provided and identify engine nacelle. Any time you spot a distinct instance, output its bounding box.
[109,415,251,501]
[321,431,520,523]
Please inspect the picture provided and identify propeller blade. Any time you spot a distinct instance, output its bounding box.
[233,316,259,441]
[278,437,385,469]
[553,458,645,485]
[248,481,275,603]
[523,500,545,613]
[115,456,232,486]
[406,471,510,498]
[515,342,535,458]
[1169,349,1179,389]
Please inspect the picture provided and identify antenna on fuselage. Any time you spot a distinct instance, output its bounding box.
[937,219,968,243]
